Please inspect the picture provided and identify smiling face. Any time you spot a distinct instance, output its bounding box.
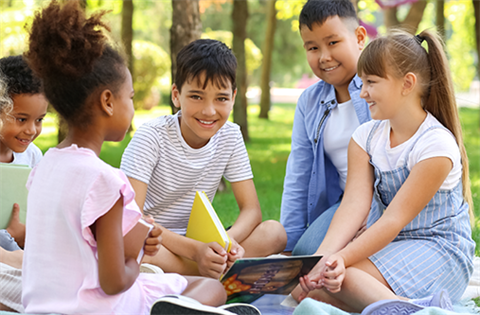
[300,16,365,101]
[172,72,236,149]
[0,93,48,161]
[359,73,405,120]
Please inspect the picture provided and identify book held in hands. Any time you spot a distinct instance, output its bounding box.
[0,164,31,229]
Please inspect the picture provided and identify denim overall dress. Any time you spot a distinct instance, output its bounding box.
[365,121,475,302]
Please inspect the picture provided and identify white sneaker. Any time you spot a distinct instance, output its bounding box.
[218,303,261,315]
[150,295,233,315]
[140,263,164,274]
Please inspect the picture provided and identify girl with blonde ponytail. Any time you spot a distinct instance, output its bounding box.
[293,29,475,315]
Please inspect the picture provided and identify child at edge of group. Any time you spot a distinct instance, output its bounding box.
[0,55,47,252]
[120,39,287,279]
[21,2,259,315]
[0,69,30,312]
[292,29,475,315]
[280,0,371,255]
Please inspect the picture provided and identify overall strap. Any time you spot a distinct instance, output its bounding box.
[365,120,382,158]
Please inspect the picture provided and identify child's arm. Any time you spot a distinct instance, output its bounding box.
[335,155,453,269]
[128,177,228,278]
[92,196,139,295]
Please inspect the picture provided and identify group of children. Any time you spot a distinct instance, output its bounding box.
[0,0,475,314]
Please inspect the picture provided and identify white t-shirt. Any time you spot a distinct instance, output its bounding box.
[323,100,360,190]
[11,143,42,167]
[352,112,461,190]
[121,112,253,235]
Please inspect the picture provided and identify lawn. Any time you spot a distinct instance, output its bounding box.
[33,104,480,256]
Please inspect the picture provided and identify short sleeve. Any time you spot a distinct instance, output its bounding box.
[352,120,376,153]
[81,168,141,247]
[30,144,43,167]
[223,128,253,183]
[409,128,460,169]
[121,123,162,185]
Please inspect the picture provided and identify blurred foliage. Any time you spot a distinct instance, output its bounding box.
[0,0,478,91]
[202,30,262,76]
[132,40,170,110]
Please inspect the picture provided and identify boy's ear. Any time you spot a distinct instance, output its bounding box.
[232,88,237,102]
[99,89,115,116]
[171,84,181,109]
[355,26,367,50]
[402,72,417,96]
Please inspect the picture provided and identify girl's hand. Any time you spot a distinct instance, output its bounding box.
[143,223,162,257]
[296,256,328,301]
[321,253,346,293]
[226,238,245,270]
[195,242,228,279]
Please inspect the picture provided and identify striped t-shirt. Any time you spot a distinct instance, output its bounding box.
[121,112,253,235]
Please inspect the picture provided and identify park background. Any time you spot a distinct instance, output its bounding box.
[0,0,479,258]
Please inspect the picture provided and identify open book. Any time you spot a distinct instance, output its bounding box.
[186,191,232,252]
[0,164,31,229]
[221,255,322,304]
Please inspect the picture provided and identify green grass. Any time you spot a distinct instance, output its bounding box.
[34,104,480,256]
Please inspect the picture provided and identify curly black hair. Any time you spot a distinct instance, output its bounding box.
[0,55,42,97]
[24,0,126,129]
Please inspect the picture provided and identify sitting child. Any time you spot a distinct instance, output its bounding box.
[21,2,258,314]
[0,55,47,250]
[121,39,287,279]
[293,30,475,315]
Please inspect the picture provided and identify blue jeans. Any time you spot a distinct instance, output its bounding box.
[292,200,341,256]
[0,229,21,251]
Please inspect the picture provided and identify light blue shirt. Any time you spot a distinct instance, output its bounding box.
[280,75,371,251]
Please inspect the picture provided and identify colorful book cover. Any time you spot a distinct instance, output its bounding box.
[186,191,232,252]
[221,255,322,304]
[0,164,31,229]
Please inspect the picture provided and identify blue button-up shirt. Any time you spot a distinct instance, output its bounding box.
[280,75,371,251]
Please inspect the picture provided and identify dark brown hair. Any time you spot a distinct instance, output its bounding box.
[24,0,126,129]
[358,29,473,223]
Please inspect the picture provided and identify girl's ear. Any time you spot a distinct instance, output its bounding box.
[171,84,181,109]
[402,72,417,96]
[100,89,114,116]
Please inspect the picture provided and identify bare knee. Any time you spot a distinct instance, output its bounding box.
[183,276,226,306]
[257,220,287,254]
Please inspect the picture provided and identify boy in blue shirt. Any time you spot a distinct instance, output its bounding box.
[281,0,371,254]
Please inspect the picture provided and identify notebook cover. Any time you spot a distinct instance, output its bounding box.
[186,191,232,252]
[0,164,31,229]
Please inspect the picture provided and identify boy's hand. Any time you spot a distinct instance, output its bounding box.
[195,242,227,279]
[143,215,162,257]
[226,238,244,270]
[6,204,25,248]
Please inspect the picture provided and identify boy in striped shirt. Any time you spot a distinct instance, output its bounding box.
[121,39,287,279]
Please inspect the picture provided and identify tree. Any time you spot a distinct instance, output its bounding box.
[170,0,202,114]
[474,0,480,128]
[231,0,249,141]
[383,1,427,33]
[121,0,134,76]
[259,0,277,120]
[436,0,445,40]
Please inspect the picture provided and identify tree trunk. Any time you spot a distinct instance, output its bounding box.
[170,0,202,114]
[383,1,427,34]
[436,0,445,40]
[474,0,480,128]
[402,0,428,34]
[231,0,249,141]
[259,0,277,120]
[121,0,134,76]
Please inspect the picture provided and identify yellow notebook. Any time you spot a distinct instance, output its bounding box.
[0,164,31,230]
[186,191,232,252]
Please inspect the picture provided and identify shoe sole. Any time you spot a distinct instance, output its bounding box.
[219,303,261,315]
[150,298,229,315]
[362,300,424,315]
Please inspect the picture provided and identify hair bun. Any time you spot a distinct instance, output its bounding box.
[25,0,110,80]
